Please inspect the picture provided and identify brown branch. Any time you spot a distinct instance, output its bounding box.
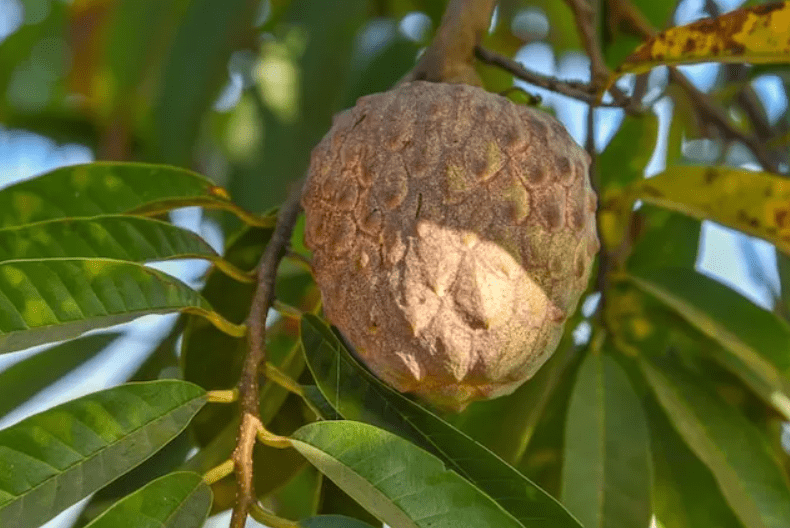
[564,0,610,87]
[474,46,643,112]
[402,0,497,85]
[230,178,304,528]
[476,46,595,99]
[564,0,633,108]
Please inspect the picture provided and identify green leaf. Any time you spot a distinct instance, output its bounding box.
[302,385,343,421]
[451,336,573,466]
[614,1,790,76]
[0,215,216,263]
[561,352,652,528]
[628,267,790,418]
[290,420,523,528]
[627,208,700,271]
[153,0,259,165]
[83,471,211,528]
[598,114,659,189]
[229,0,368,213]
[299,515,378,528]
[632,166,790,257]
[0,214,253,282]
[300,314,582,528]
[268,464,322,520]
[0,0,68,114]
[0,380,206,528]
[647,396,742,528]
[0,258,239,354]
[0,332,120,420]
[0,162,262,228]
[640,357,790,528]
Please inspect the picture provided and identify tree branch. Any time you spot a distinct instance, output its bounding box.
[230,178,304,528]
[475,46,642,111]
[564,0,610,87]
[402,0,497,85]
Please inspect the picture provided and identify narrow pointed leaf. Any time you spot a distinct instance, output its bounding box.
[629,267,790,418]
[290,421,523,528]
[633,166,790,256]
[641,357,790,528]
[0,380,207,528]
[0,215,252,282]
[0,162,265,228]
[561,352,652,528]
[153,0,259,166]
[0,215,217,263]
[0,332,121,419]
[300,314,582,528]
[83,471,211,528]
[614,1,790,76]
[647,397,742,528]
[0,258,239,354]
[300,514,378,528]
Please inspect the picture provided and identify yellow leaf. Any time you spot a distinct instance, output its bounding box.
[613,1,790,77]
[633,166,790,255]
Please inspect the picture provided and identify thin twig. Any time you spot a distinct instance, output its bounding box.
[229,177,304,528]
[564,0,610,87]
[476,47,594,98]
[474,46,642,111]
[564,0,632,108]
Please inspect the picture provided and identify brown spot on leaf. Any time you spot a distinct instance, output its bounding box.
[775,208,790,229]
[641,185,665,198]
[753,1,784,15]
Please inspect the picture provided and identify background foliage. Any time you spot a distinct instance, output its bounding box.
[0,0,789,527]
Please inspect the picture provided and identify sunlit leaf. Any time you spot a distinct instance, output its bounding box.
[290,420,524,528]
[629,267,790,419]
[0,258,242,354]
[0,215,216,263]
[0,332,120,420]
[0,162,265,228]
[83,471,211,528]
[0,214,253,282]
[300,314,582,528]
[561,351,652,528]
[614,1,790,77]
[0,380,206,528]
[641,357,790,528]
[632,166,790,257]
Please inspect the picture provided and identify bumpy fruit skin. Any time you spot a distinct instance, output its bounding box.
[302,81,599,410]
